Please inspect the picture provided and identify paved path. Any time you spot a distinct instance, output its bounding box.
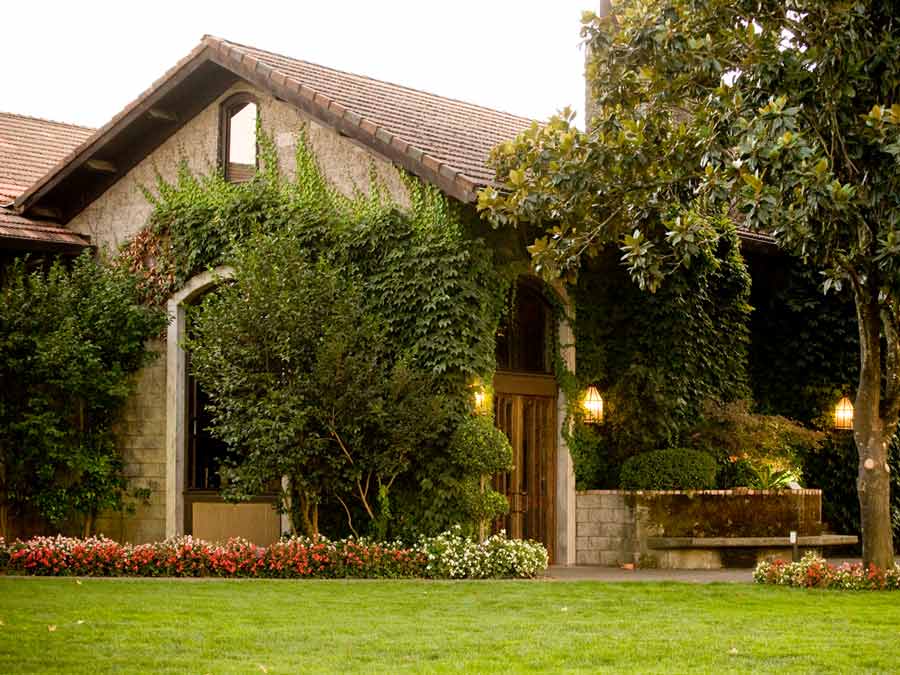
[545,557,863,583]
[544,565,753,583]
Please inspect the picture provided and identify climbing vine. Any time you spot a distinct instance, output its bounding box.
[558,230,753,489]
[119,125,513,538]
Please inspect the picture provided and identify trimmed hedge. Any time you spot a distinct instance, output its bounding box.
[619,448,718,490]
[0,529,548,580]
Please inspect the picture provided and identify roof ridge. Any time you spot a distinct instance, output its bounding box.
[0,110,95,131]
[205,35,539,126]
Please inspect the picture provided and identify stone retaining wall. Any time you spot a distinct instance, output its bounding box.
[575,489,824,568]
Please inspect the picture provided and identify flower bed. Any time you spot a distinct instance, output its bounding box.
[0,528,548,580]
[754,553,900,590]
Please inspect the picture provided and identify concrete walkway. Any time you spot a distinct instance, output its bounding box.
[544,565,753,583]
[545,557,864,583]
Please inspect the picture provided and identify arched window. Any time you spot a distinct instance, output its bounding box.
[219,93,258,183]
[496,281,553,373]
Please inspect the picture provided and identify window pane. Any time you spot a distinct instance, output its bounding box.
[496,283,551,373]
[228,102,257,166]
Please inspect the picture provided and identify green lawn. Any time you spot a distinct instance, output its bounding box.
[1,578,897,674]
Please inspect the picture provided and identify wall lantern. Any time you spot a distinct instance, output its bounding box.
[582,385,604,425]
[834,396,854,430]
[471,379,491,416]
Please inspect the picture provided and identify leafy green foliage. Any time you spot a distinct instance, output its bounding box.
[480,0,900,564]
[447,416,513,537]
[619,448,718,490]
[564,236,751,488]
[0,254,166,538]
[687,399,822,480]
[749,260,859,424]
[140,126,510,539]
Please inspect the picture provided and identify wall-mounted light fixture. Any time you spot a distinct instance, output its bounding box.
[471,379,491,416]
[583,385,604,424]
[834,396,854,430]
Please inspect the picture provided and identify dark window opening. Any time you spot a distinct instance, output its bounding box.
[219,93,258,183]
[496,281,553,373]
[186,364,230,490]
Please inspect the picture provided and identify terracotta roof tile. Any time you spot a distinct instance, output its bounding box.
[211,37,536,186]
[0,112,93,202]
[0,208,90,248]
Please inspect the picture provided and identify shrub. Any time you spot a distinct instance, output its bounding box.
[754,553,900,591]
[716,457,759,489]
[619,448,717,490]
[448,416,513,538]
[418,526,548,579]
[0,254,166,539]
[687,400,821,488]
[0,530,548,579]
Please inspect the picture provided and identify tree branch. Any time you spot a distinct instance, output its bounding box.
[336,495,359,538]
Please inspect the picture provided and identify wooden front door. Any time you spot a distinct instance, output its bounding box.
[493,372,557,561]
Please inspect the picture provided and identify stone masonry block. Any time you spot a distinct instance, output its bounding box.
[576,550,601,565]
[577,522,602,537]
[601,494,627,510]
[589,508,614,523]
[576,536,592,551]
[576,508,592,523]
[577,494,604,509]
[601,522,627,538]
[589,537,611,550]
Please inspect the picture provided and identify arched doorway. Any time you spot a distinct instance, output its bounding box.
[493,279,559,560]
[165,268,282,544]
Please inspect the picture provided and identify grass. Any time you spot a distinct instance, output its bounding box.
[1,578,899,673]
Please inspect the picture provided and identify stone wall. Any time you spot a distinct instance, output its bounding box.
[94,341,167,543]
[575,491,633,566]
[576,489,825,568]
[68,81,408,251]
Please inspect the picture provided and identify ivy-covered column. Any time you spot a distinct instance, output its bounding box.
[554,283,577,566]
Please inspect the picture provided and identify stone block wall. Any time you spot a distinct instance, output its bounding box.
[575,491,633,566]
[575,489,825,567]
[93,341,167,543]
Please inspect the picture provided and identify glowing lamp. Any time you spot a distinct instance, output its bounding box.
[583,386,604,424]
[471,379,491,415]
[834,396,854,430]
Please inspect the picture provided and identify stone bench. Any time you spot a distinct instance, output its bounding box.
[645,534,859,569]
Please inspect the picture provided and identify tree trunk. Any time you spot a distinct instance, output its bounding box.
[82,512,94,539]
[0,459,7,541]
[478,475,487,542]
[854,294,895,568]
[857,432,894,568]
[0,501,7,541]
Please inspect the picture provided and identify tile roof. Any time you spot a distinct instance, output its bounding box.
[0,112,93,249]
[0,209,90,249]
[210,37,537,187]
[0,112,94,202]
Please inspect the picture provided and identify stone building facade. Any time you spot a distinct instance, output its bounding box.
[3,36,580,563]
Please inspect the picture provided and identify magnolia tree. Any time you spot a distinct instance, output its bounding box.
[479,0,900,566]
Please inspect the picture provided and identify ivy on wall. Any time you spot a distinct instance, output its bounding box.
[747,257,859,426]
[119,125,513,538]
[564,231,753,489]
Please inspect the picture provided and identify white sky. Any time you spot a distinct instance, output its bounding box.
[1,1,591,130]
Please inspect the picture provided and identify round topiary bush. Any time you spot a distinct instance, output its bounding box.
[619,448,718,490]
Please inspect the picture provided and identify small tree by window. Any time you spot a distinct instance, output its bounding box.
[219,93,258,183]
